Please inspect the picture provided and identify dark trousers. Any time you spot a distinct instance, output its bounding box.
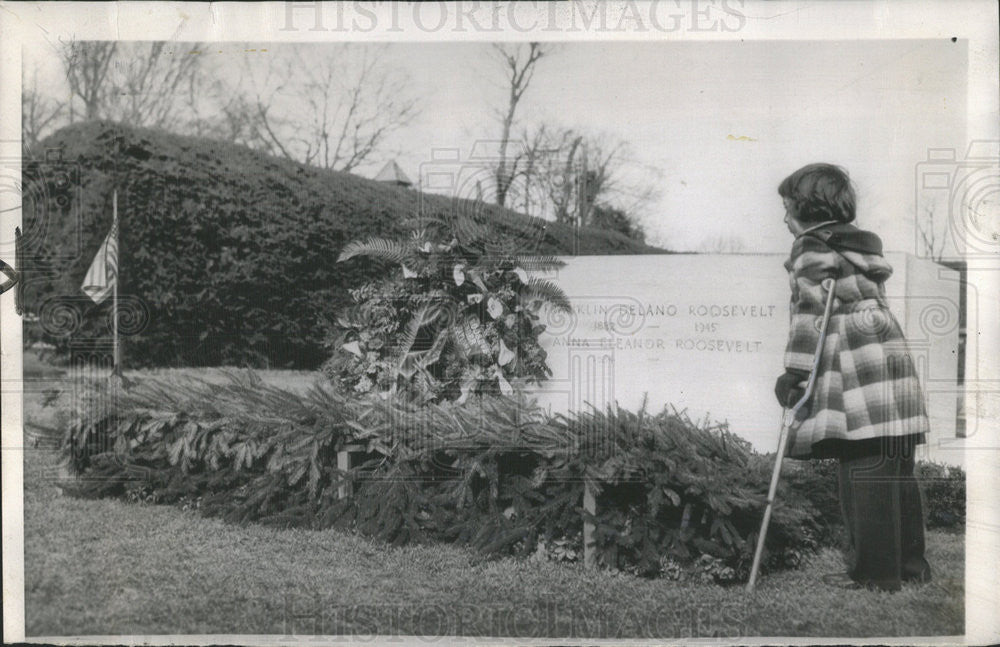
[837,438,931,591]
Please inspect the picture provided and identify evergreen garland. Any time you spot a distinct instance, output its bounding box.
[59,373,838,581]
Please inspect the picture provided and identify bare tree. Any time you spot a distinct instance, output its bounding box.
[60,41,204,130]
[22,66,64,152]
[61,41,117,122]
[491,43,548,207]
[105,42,203,130]
[220,44,419,172]
[519,125,659,231]
[567,136,627,228]
[185,69,246,140]
[542,128,583,224]
[497,123,557,217]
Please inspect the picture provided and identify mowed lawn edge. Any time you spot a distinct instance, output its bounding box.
[22,443,964,639]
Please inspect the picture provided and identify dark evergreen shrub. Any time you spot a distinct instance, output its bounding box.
[916,461,966,529]
[21,122,665,369]
[59,373,827,581]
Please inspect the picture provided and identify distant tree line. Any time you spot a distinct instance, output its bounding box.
[24,41,656,243]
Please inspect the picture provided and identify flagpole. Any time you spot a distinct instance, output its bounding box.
[112,189,119,378]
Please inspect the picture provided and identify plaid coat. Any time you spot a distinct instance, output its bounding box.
[782,223,929,459]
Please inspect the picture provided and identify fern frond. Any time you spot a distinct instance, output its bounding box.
[392,305,428,361]
[520,278,572,313]
[337,238,411,263]
[513,255,565,272]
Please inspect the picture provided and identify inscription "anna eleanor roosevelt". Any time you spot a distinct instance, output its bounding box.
[550,336,765,353]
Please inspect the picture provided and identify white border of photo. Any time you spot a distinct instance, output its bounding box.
[1,2,997,645]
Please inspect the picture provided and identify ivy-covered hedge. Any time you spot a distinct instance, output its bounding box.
[22,122,666,369]
[58,373,830,582]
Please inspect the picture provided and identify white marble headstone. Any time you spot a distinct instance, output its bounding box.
[529,253,962,464]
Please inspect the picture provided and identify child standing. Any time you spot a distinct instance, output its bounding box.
[775,163,933,591]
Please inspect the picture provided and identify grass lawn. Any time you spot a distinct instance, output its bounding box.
[19,362,965,639]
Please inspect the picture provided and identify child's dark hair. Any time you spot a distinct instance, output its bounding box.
[778,163,856,223]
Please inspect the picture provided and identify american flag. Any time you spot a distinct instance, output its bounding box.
[81,219,118,304]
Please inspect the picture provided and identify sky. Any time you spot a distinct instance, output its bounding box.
[367,39,967,253]
[25,38,967,254]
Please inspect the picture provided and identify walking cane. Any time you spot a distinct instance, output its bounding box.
[746,278,837,593]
